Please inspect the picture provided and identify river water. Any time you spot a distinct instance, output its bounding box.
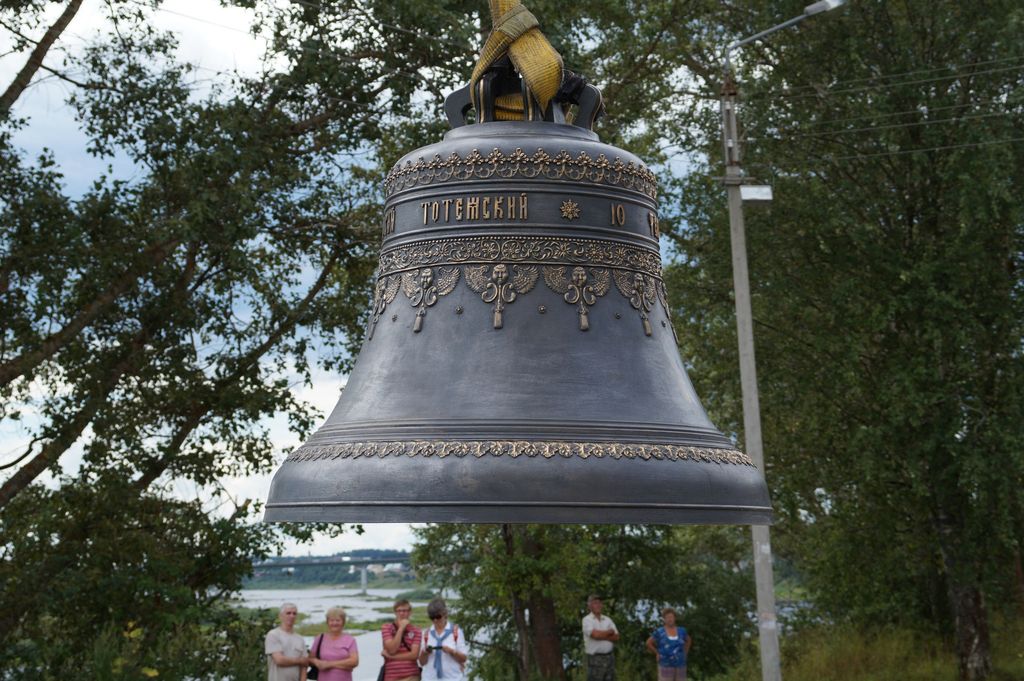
[238,587,433,681]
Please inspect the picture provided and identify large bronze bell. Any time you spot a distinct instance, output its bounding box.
[264,36,771,524]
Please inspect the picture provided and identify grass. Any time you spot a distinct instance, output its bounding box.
[774,578,809,602]
[236,591,458,637]
[294,610,443,637]
[295,605,461,637]
[709,616,1024,681]
[397,587,442,601]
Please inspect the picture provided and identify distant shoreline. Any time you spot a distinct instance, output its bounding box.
[241,583,391,591]
[242,581,429,590]
[238,583,441,601]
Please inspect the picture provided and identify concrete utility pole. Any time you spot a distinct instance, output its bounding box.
[720,75,782,681]
[718,3,847,681]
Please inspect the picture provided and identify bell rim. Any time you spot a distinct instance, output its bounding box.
[263,501,773,526]
[266,441,771,525]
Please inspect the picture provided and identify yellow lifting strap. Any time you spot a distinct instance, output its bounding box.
[470,0,563,120]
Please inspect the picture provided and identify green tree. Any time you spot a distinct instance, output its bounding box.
[22,1,1019,678]
[662,2,1024,680]
[0,479,280,678]
[0,0,478,669]
[0,0,478,508]
[412,524,754,681]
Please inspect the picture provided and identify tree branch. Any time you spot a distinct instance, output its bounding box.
[37,62,117,92]
[0,333,148,510]
[0,243,198,509]
[0,0,84,115]
[0,237,179,390]
[132,247,344,490]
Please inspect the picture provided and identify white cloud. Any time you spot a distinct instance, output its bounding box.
[156,0,267,78]
[220,362,422,557]
[1,0,267,195]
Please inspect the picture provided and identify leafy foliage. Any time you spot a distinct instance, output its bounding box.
[413,524,754,680]
[0,0,476,668]
[0,480,278,678]
[0,1,754,676]
[662,0,1024,678]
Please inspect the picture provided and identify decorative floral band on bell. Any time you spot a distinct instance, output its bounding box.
[368,262,673,337]
[383,147,659,199]
[377,234,663,278]
[285,440,754,466]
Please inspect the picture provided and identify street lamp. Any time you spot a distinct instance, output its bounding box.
[726,0,846,68]
[719,3,846,681]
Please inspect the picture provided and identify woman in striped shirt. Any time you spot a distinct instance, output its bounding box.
[381,598,422,681]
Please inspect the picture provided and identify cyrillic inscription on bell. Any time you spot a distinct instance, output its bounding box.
[264,10,771,525]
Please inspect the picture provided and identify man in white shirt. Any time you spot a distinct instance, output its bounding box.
[265,602,309,681]
[582,594,619,681]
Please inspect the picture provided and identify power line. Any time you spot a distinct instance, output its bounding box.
[144,2,257,36]
[118,0,447,125]
[766,54,1024,96]
[326,52,424,81]
[285,0,472,52]
[774,135,1024,165]
[748,109,1017,143]
[686,57,1024,103]
[325,94,395,111]
[773,99,1005,130]
[128,0,432,85]
[376,18,472,53]
[764,62,1024,101]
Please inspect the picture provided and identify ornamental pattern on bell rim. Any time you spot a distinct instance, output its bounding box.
[378,235,663,279]
[286,440,753,466]
[383,148,659,199]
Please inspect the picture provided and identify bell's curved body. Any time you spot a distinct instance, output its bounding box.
[264,119,772,524]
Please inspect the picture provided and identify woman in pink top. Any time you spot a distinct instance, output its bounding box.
[310,606,359,681]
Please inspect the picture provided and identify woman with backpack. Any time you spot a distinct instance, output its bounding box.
[418,598,468,680]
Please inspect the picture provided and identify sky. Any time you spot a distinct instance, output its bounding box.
[0,0,419,556]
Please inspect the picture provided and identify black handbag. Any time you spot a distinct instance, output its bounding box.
[307,633,323,680]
